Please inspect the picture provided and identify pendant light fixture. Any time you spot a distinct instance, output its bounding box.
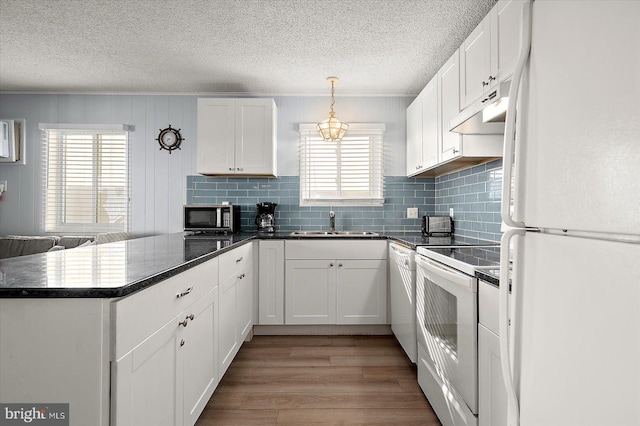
[317,76,349,142]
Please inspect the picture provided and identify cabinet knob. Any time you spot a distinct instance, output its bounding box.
[329,263,334,267]
[236,257,243,263]
[236,167,243,171]
[180,339,185,347]
[488,75,496,81]
[338,263,343,267]
[228,167,234,171]
[176,287,193,298]
[482,80,489,87]
[178,314,194,327]
[452,149,459,154]
[238,273,245,279]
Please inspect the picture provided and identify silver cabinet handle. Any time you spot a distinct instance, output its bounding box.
[238,273,245,279]
[176,287,193,298]
[488,75,496,81]
[482,80,489,87]
[178,314,194,327]
[452,149,459,154]
[236,257,243,263]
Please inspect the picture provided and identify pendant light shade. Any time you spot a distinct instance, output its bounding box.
[317,77,349,142]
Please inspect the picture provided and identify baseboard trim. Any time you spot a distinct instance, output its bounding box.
[252,324,393,336]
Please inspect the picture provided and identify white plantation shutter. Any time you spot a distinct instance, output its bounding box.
[40,123,130,234]
[299,123,384,206]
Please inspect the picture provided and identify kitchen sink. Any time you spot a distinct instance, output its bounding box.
[290,230,379,237]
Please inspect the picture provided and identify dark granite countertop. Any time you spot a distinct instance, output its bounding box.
[0,231,498,298]
[476,268,500,287]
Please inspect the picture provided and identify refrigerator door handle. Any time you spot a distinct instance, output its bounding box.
[501,0,532,229]
[500,228,525,426]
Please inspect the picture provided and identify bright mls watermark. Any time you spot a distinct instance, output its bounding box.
[0,404,68,425]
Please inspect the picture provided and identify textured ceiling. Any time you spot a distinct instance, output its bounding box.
[0,0,496,95]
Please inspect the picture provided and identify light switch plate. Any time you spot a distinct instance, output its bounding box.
[407,207,418,219]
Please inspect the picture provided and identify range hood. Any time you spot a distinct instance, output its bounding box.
[449,81,511,135]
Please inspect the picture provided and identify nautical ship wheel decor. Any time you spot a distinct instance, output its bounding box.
[156,125,184,154]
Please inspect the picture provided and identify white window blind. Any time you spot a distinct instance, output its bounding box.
[39,123,130,234]
[299,123,384,206]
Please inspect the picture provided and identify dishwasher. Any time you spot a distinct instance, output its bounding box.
[389,242,416,363]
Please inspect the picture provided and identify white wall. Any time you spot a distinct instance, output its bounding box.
[0,94,411,236]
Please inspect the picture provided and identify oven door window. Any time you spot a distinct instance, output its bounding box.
[424,277,458,361]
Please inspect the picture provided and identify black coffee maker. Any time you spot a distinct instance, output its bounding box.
[255,202,277,233]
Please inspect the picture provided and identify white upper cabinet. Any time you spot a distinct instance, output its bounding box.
[460,15,493,108]
[406,76,438,177]
[197,98,277,176]
[491,0,523,84]
[438,49,462,163]
[460,0,524,109]
[405,92,423,175]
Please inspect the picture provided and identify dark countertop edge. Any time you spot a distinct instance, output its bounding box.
[0,233,425,299]
[476,270,500,287]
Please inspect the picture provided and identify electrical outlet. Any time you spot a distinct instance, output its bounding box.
[449,208,454,218]
[407,207,418,219]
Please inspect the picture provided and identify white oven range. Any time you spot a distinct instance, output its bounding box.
[415,245,499,426]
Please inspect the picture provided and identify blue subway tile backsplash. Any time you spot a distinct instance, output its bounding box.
[186,159,503,241]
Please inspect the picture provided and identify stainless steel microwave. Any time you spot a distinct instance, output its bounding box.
[184,205,241,233]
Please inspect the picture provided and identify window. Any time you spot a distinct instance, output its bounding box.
[40,123,130,234]
[299,123,384,206]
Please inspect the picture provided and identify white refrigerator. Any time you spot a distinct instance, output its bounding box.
[499,1,640,426]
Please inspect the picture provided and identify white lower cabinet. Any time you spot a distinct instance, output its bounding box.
[113,312,185,426]
[336,259,387,324]
[112,257,220,426]
[285,259,337,324]
[478,279,507,426]
[183,288,218,426]
[258,240,285,325]
[284,240,387,325]
[218,273,239,377]
[218,243,254,377]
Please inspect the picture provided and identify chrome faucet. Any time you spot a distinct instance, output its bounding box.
[329,211,336,232]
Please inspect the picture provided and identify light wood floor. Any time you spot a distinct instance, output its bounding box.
[195,335,441,426]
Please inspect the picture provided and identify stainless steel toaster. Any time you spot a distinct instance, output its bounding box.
[421,215,453,236]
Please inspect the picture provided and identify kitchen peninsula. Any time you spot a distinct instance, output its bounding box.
[0,231,431,426]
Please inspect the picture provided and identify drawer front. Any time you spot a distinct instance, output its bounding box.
[219,242,253,282]
[285,240,387,260]
[112,258,219,360]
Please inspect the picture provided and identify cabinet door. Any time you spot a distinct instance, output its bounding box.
[439,49,462,162]
[183,288,218,426]
[478,324,507,426]
[421,77,439,170]
[406,92,423,176]
[218,274,238,377]
[285,259,336,324]
[460,14,492,108]
[491,0,523,84]
[112,314,184,426]
[236,264,253,341]
[235,98,276,175]
[336,259,387,324]
[259,240,285,325]
[196,98,236,174]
